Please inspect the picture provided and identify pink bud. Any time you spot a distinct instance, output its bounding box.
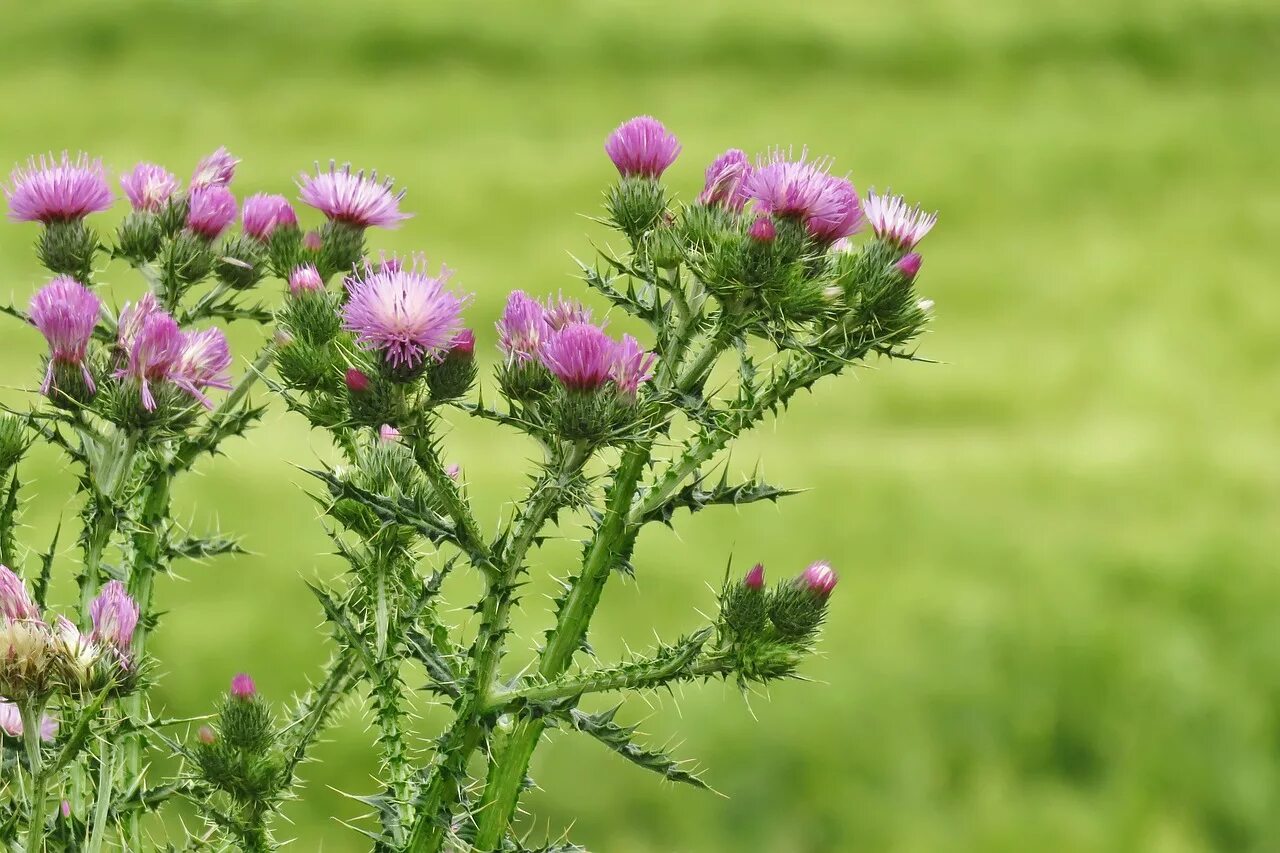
[288,263,324,295]
[345,368,370,393]
[0,565,39,621]
[229,673,256,700]
[198,725,217,745]
[379,424,401,443]
[895,252,922,281]
[744,563,765,590]
[60,800,71,819]
[445,463,461,481]
[449,329,476,357]
[800,560,838,598]
[302,230,324,252]
[748,216,776,244]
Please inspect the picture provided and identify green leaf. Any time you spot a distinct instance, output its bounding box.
[561,705,709,790]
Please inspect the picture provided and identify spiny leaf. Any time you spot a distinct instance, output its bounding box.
[560,706,709,790]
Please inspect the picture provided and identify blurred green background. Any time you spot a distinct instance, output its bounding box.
[3,1,1280,850]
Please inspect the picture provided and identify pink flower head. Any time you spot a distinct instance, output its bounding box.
[379,424,401,443]
[186,185,237,240]
[897,252,923,281]
[0,700,56,742]
[605,116,682,179]
[609,334,656,401]
[230,672,256,700]
[863,191,937,250]
[89,580,139,655]
[543,294,594,331]
[189,147,239,190]
[241,193,298,241]
[302,230,323,252]
[744,563,766,590]
[120,163,180,213]
[745,150,863,242]
[448,328,476,357]
[29,276,101,395]
[345,368,370,393]
[288,263,324,295]
[299,161,409,229]
[342,257,466,370]
[5,152,113,223]
[170,327,233,408]
[197,725,217,745]
[113,308,184,411]
[445,463,461,480]
[540,322,616,392]
[496,291,553,364]
[0,565,38,622]
[698,148,752,210]
[60,800,71,819]
[800,560,838,598]
[747,216,776,244]
[116,292,160,351]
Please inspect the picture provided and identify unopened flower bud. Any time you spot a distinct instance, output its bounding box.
[427,328,478,401]
[445,463,462,481]
[60,800,71,819]
[288,263,324,296]
[800,560,838,598]
[895,252,922,282]
[748,216,777,244]
[0,416,29,478]
[197,725,217,745]
[721,562,768,636]
[744,562,765,590]
[229,672,256,701]
[378,424,401,443]
[345,368,370,394]
[302,230,324,253]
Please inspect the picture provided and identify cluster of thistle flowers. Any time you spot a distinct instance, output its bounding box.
[0,566,141,735]
[605,115,935,336]
[720,560,839,656]
[495,290,656,439]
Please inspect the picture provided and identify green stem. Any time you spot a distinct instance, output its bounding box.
[21,703,48,853]
[85,739,115,853]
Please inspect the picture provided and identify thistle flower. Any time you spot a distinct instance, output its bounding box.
[698,148,752,210]
[446,463,462,480]
[120,162,180,213]
[288,263,324,295]
[298,162,409,229]
[543,294,594,331]
[0,566,38,622]
[345,368,370,393]
[197,725,217,745]
[0,699,56,742]
[190,147,239,190]
[169,328,233,408]
[230,672,256,700]
[496,291,553,364]
[800,560,838,598]
[0,619,54,699]
[863,191,937,250]
[605,116,681,179]
[89,580,139,657]
[116,292,160,351]
[448,328,476,356]
[302,229,324,252]
[241,193,298,241]
[540,322,615,392]
[5,152,113,223]
[379,424,401,443]
[28,275,101,395]
[114,309,184,411]
[744,563,766,590]
[896,252,923,282]
[186,185,238,240]
[609,334,656,401]
[342,257,466,370]
[747,215,777,244]
[745,150,862,242]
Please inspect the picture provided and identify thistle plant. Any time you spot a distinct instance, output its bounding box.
[0,114,936,851]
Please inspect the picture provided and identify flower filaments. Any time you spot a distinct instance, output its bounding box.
[298,161,409,229]
[0,565,39,622]
[189,146,240,190]
[4,152,113,223]
[698,148,752,210]
[863,190,937,250]
[342,257,466,372]
[745,149,863,242]
[187,185,238,240]
[605,116,682,179]
[0,567,55,700]
[28,276,101,396]
[169,328,233,408]
[241,193,298,241]
[540,322,617,392]
[496,290,554,364]
[114,309,184,411]
[610,334,656,401]
[287,263,324,295]
[120,162,180,213]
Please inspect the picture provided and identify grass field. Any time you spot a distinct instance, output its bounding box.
[3,1,1279,850]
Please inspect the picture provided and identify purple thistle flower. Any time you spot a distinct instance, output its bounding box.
[605,116,682,179]
[120,163,180,213]
[288,263,324,295]
[88,580,139,656]
[189,147,239,190]
[298,162,409,229]
[744,563,766,590]
[745,150,862,242]
[186,185,237,240]
[543,294,594,331]
[540,322,616,392]
[379,424,401,443]
[496,291,553,364]
[170,328,233,408]
[0,565,38,622]
[230,673,256,700]
[896,252,923,282]
[800,560,838,598]
[863,191,937,250]
[241,193,298,241]
[342,257,466,370]
[5,152,113,223]
[747,216,777,244]
[0,700,56,742]
[609,333,656,401]
[29,276,100,395]
[116,292,161,351]
[113,309,184,411]
[447,328,476,357]
[698,148,752,210]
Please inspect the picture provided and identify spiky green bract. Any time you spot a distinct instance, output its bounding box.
[115,211,164,264]
[317,219,365,279]
[347,365,409,428]
[266,225,304,279]
[98,379,200,434]
[643,217,686,269]
[720,576,768,637]
[766,578,831,643]
[0,416,29,477]
[157,230,214,303]
[426,349,476,402]
[195,691,286,851]
[273,336,340,393]
[605,176,667,243]
[214,234,267,291]
[43,357,99,410]
[37,219,99,281]
[834,239,931,351]
[498,359,553,402]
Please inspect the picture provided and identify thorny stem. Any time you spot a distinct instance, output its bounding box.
[483,652,732,711]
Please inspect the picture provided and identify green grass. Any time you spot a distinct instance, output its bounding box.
[3,1,1279,849]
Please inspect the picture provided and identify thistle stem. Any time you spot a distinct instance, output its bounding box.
[21,703,48,853]
[86,738,115,853]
